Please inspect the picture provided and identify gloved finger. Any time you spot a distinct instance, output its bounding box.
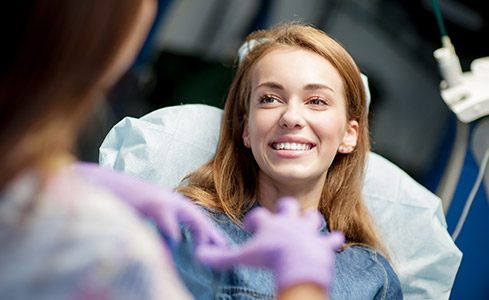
[243,207,270,232]
[276,197,300,216]
[303,208,324,230]
[323,231,345,250]
[174,202,228,247]
[196,242,268,269]
[156,208,182,242]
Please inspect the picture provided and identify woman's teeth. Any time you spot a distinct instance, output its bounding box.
[272,142,311,150]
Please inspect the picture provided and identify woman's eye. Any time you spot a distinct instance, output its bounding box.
[308,97,328,106]
[259,95,279,104]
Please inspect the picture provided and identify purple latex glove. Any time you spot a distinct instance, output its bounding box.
[73,162,227,247]
[197,197,345,291]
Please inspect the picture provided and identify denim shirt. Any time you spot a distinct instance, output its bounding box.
[170,207,403,300]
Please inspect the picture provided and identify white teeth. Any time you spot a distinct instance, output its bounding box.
[273,142,311,150]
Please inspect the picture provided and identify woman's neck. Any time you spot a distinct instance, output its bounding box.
[256,174,325,212]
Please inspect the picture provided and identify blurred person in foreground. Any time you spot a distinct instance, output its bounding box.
[0,2,342,299]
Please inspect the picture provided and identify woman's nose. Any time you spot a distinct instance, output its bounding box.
[279,102,306,129]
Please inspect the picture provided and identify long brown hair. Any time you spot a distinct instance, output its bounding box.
[178,23,384,252]
[0,1,149,190]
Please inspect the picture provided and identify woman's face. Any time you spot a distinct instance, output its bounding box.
[242,47,358,188]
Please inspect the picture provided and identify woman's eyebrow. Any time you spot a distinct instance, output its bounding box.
[255,82,335,94]
[303,83,335,94]
[255,81,284,90]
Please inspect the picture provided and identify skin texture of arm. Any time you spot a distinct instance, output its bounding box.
[278,283,327,300]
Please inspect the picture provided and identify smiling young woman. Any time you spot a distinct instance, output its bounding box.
[243,47,359,210]
[175,23,403,299]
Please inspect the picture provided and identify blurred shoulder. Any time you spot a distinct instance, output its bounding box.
[0,169,192,299]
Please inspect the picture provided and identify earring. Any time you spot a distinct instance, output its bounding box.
[244,141,250,148]
[339,146,353,153]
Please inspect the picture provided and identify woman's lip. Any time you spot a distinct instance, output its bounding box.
[269,145,313,159]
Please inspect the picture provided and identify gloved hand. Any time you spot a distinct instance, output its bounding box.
[73,162,227,247]
[197,197,344,292]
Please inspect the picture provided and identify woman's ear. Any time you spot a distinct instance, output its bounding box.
[242,116,251,148]
[338,120,358,154]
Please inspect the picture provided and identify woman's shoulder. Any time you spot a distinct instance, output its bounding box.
[338,245,392,269]
[334,245,403,299]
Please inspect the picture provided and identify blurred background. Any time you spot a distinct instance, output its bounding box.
[77,1,489,298]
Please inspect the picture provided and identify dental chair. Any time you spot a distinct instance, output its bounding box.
[99,103,462,300]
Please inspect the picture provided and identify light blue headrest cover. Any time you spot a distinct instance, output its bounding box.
[100,104,222,188]
[100,104,461,300]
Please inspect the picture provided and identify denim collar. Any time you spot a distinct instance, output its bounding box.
[251,201,329,233]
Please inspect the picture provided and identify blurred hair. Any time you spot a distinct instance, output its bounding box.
[178,23,385,252]
[0,1,147,189]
